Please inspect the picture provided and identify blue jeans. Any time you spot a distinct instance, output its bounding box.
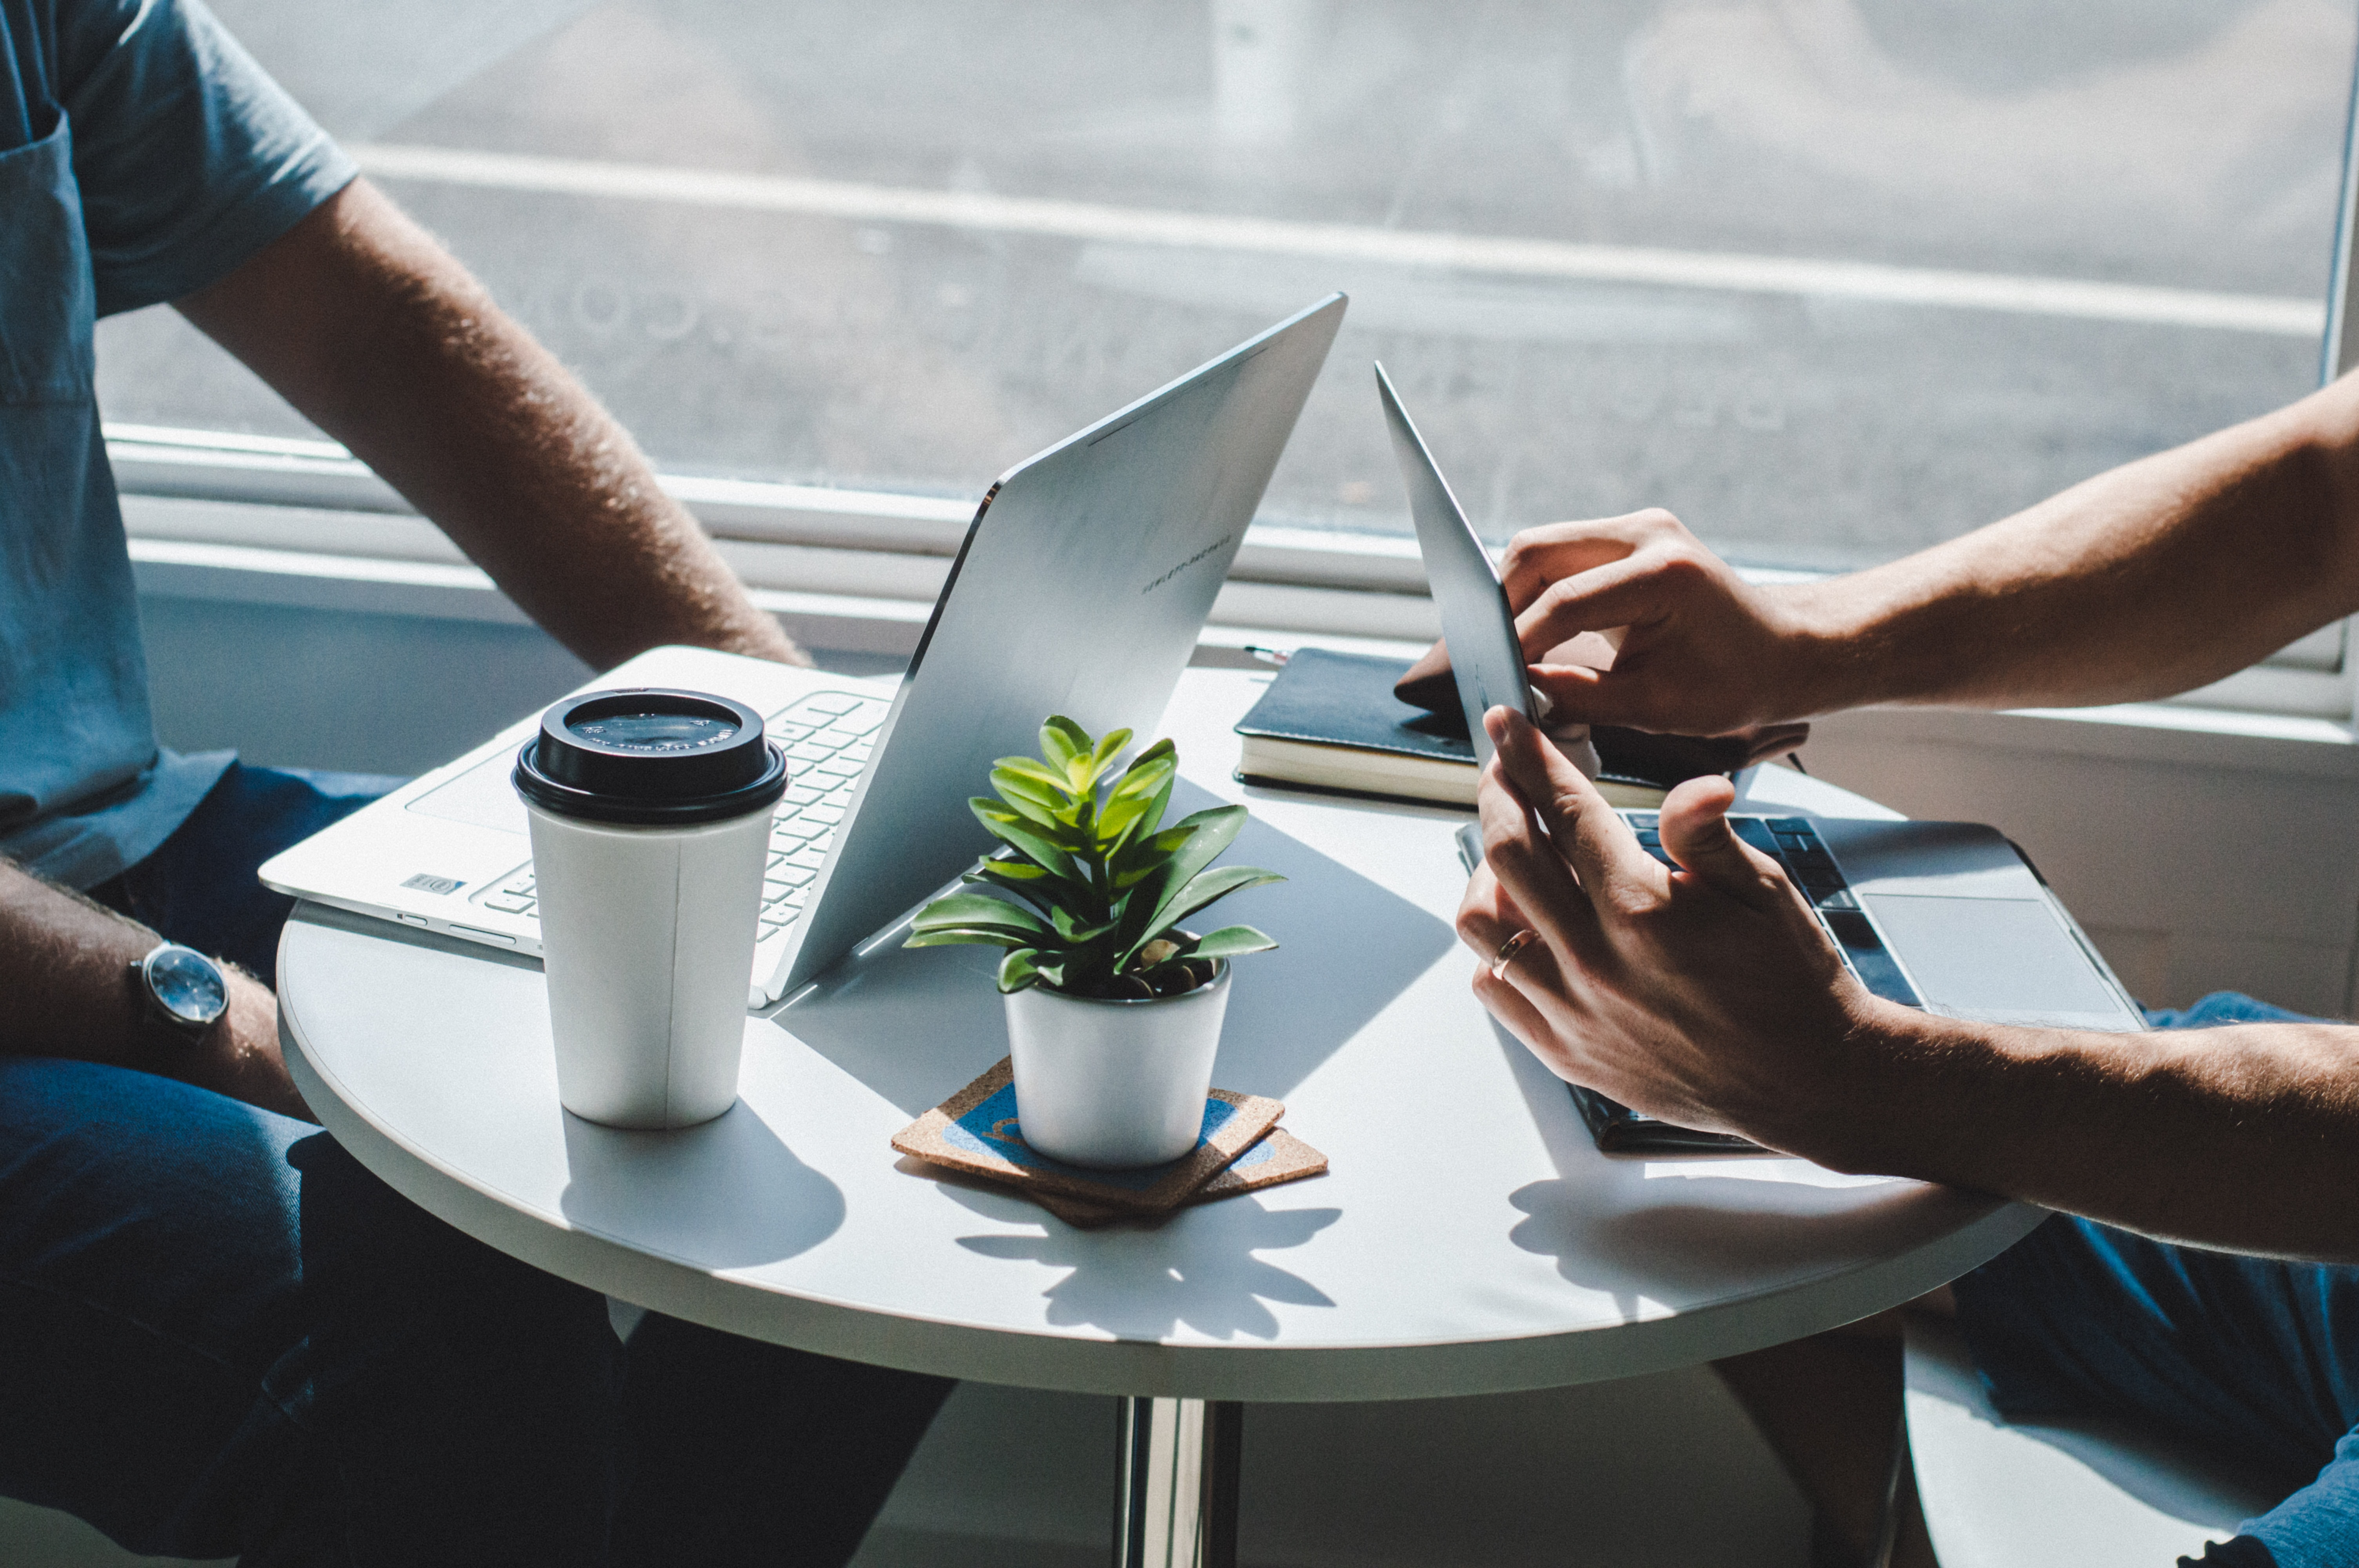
[1954,992,2359,1568]
[5,764,950,1565]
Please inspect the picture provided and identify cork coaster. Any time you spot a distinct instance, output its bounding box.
[1023,1128,1329,1229]
[891,1057,1283,1215]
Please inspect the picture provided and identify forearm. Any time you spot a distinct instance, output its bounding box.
[0,862,305,1118]
[1774,377,2359,714]
[178,181,801,672]
[1798,1006,2359,1263]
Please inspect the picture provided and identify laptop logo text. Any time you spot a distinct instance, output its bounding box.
[402,873,465,895]
[1141,532,1236,595]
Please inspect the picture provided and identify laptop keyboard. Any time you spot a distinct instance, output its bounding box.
[471,691,892,944]
[1622,811,1923,1009]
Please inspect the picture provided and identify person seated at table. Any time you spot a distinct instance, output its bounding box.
[0,1,947,1562]
[1442,371,2359,1567]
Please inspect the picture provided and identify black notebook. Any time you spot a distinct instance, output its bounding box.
[1232,648,1724,809]
[1566,1085,1763,1155]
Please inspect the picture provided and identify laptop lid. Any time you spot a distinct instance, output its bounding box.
[1375,363,1534,770]
[766,292,1349,998]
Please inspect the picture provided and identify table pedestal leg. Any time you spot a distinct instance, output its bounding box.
[1114,1397,1242,1568]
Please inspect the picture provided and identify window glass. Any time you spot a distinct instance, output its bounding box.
[94,0,2354,569]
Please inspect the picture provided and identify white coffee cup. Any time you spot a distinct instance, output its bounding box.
[513,688,786,1129]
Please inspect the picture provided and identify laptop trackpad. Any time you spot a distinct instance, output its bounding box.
[408,751,529,836]
[1860,893,2130,1026]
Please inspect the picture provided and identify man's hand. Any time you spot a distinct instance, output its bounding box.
[1456,707,2359,1261]
[1455,704,1892,1154]
[1401,510,1831,735]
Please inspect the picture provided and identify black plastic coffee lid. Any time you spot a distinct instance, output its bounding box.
[513,688,787,825]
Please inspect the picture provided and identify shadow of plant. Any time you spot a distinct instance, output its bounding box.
[947,1188,1342,1342]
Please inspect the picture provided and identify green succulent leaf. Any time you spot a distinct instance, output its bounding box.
[989,779,1075,836]
[1038,716,1091,776]
[968,857,1049,881]
[1110,820,1194,887]
[1184,924,1279,959]
[1107,809,1245,959]
[1125,864,1284,965]
[905,927,1032,950]
[1136,806,1247,902]
[1162,864,1284,923]
[1097,742,1176,849]
[996,948,1045,992]
[997,947,1070,994]
[990,757,1078,804]
[909,892,1054,940]
[909,717,1280,997]
[970,799,1080,881]
[965,860,1096,922]
[1087,726,1132,775]
[1047,904,1117,944]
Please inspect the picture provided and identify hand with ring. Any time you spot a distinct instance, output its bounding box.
[1490,927,1540,981]
[1456,704,1906,1158]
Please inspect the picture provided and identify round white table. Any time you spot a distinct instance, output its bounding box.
[279,667,2041,1568]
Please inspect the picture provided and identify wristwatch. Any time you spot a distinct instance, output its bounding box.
[128,943,229,1038]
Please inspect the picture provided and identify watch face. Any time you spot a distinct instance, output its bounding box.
[148,946,227,1028]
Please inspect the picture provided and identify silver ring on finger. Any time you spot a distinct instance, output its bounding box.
[1491,927,1541,981]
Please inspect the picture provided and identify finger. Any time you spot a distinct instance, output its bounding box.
[1456,859,1576,1061]
[1454,862,1530,957]
[1470,963,1558,1061]
[1476,748,1602,963]
[1512,555,1681,665]
[1496,513,1679,611]
[1656,776,1788,911]
[1481,908,1567,999]
[1527,663,1634,729]
[1534,630,1623,670]
[1485,705,1663,906]
[1458,844,1571,1000]
[1473,934,1599,1090]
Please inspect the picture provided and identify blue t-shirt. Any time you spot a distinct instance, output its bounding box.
[0,0,353,889]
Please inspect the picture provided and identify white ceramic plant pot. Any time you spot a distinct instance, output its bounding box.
[1003,962,1232,1169]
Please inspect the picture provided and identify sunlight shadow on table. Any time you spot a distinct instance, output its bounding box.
[1483,1014,1977,1324]
[780,779,1457,1115]
[937,1183,1343,1342]
[1504,1170,1967,1315]
[558,1101,845,1269]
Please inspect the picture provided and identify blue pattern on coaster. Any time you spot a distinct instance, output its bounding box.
[1226,1135,1275,1172]
[940,1082,1239,1191]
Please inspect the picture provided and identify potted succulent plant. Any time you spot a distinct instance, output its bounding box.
[905,717,1283,1169]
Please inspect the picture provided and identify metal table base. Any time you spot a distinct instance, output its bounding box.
[1114,1398,1242,1568]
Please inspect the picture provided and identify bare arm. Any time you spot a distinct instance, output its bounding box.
[0,861,306,1120]
[1461,711,2359,1263]
[1836,1007,2359,1261]
[175,179,805,672]
[1423,375,2359,734]
[1788,375,2359,713]
[14,179,802,1111]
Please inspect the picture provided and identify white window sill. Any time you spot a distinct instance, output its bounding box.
[112,419,2358,778]
[124,518,2359,793]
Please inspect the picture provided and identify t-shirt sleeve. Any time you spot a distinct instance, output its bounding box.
[53,0,356,316]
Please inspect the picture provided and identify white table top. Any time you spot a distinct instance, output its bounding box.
[280,666,2039,1402]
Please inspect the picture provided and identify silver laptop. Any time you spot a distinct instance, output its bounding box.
[1376,362,2146,1038]
[262,293,1349,1005]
